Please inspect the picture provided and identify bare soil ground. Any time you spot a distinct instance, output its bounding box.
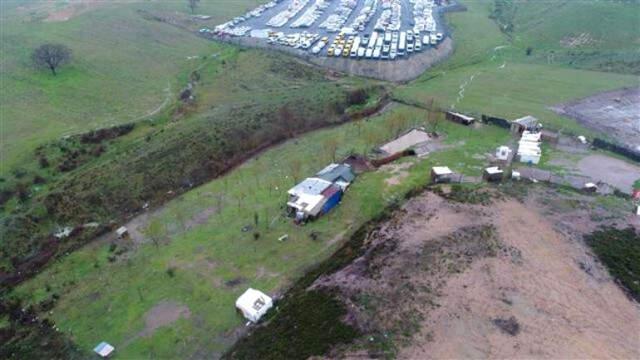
[551,87,640,151]
[220,37,454,83]
[313,188,640,358]
[577,154,640,193]
[140,300,191,337]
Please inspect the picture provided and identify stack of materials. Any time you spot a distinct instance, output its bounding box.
[517,130,542,164]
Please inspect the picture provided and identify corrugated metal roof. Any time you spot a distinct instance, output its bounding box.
[288,177,333,196]
[513,116,539,126]
[316,163,356,183]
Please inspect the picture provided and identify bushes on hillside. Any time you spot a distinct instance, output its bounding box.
[585,227,640,301]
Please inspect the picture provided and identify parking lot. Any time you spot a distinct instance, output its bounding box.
[206,0,450,61]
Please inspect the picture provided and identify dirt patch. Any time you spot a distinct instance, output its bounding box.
[218,36,454,82]
[305,188,639,358]
[225,277,246,288]
[42,0,107,22]
[560,32,597,48]
[551,87,640,151]
[381,161,414,186]
[576,154,640,193]
[397,193,640,359]
[140,301,191,338]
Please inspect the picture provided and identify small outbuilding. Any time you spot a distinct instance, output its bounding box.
[115,226,128,239]
[235,288,273,323]
[583,182,598,193]
[495,146,512,161]
[446,111,475,125]
[431,166,453,184]
[483,167,504,182]
[636,205,640,216]
[510,115,540,135]
[93,342,115,358]
[316,163,356,190]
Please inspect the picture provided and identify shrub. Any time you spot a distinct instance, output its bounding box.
[585,227,640,301]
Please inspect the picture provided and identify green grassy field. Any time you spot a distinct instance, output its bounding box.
[5,0,640,358]
[0,0,265,173]
[13,104,510,358]
[395,0,639,134]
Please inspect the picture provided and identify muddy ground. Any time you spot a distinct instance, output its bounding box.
[216,36,453,83]
[312,186,639,358]
[551,87,640,151]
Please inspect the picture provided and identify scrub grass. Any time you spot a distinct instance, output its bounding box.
[0,0,267,173]
[585,227,640,302]
[12,104,511,358]
[395,0,639,135]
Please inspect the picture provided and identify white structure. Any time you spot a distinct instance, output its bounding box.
[115,226,128,238]
[511,170,521,180]
[287,177,333,218]
[431,166,453,183]
[93,342,115,358]
[236,288,273,322]
[584,182,598,192]
[517,130,542,165]
[496,146,512,161]
[484,166,504,182]
[636,205,640,216]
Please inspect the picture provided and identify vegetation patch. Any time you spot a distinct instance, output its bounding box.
[225,290,358,360]
[492,316,520,336]
[434,184,495,205]
[585,227,640,302]
[0,297,84,359]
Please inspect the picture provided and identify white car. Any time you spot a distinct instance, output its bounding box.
[415,41,422,52]
[407,43,414,53]
[423,35,430,46]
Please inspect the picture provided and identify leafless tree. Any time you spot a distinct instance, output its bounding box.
[32,43,71,76]
[188,0,200,14]
[323,137,339,162]
[288,158,302,184]
[145,219,165,248]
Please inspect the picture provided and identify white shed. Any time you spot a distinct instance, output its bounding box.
[93,342,115,358]
[235,288,273,323]
[483,167,504,182]
[115,226,128,238]
[431,166,453,183]
[496,146,512,161]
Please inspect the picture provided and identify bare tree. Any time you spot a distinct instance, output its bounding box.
[145,219,165,248]
[288,158,302,184]
[188,0,200,14]
[323,137,339,163]
[32,43,72,76]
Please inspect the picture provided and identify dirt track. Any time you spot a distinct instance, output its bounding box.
[314,189,640,358]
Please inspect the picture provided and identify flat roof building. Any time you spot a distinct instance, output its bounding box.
[236,288,273,323]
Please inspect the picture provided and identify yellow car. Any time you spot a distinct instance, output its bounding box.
[327,47,335,56]
[321,36,329,42]
[342,48,350,57]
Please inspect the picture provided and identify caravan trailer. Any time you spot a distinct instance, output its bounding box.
[398,31,406,56]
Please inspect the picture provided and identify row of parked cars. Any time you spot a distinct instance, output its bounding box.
[326,30,443,60]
